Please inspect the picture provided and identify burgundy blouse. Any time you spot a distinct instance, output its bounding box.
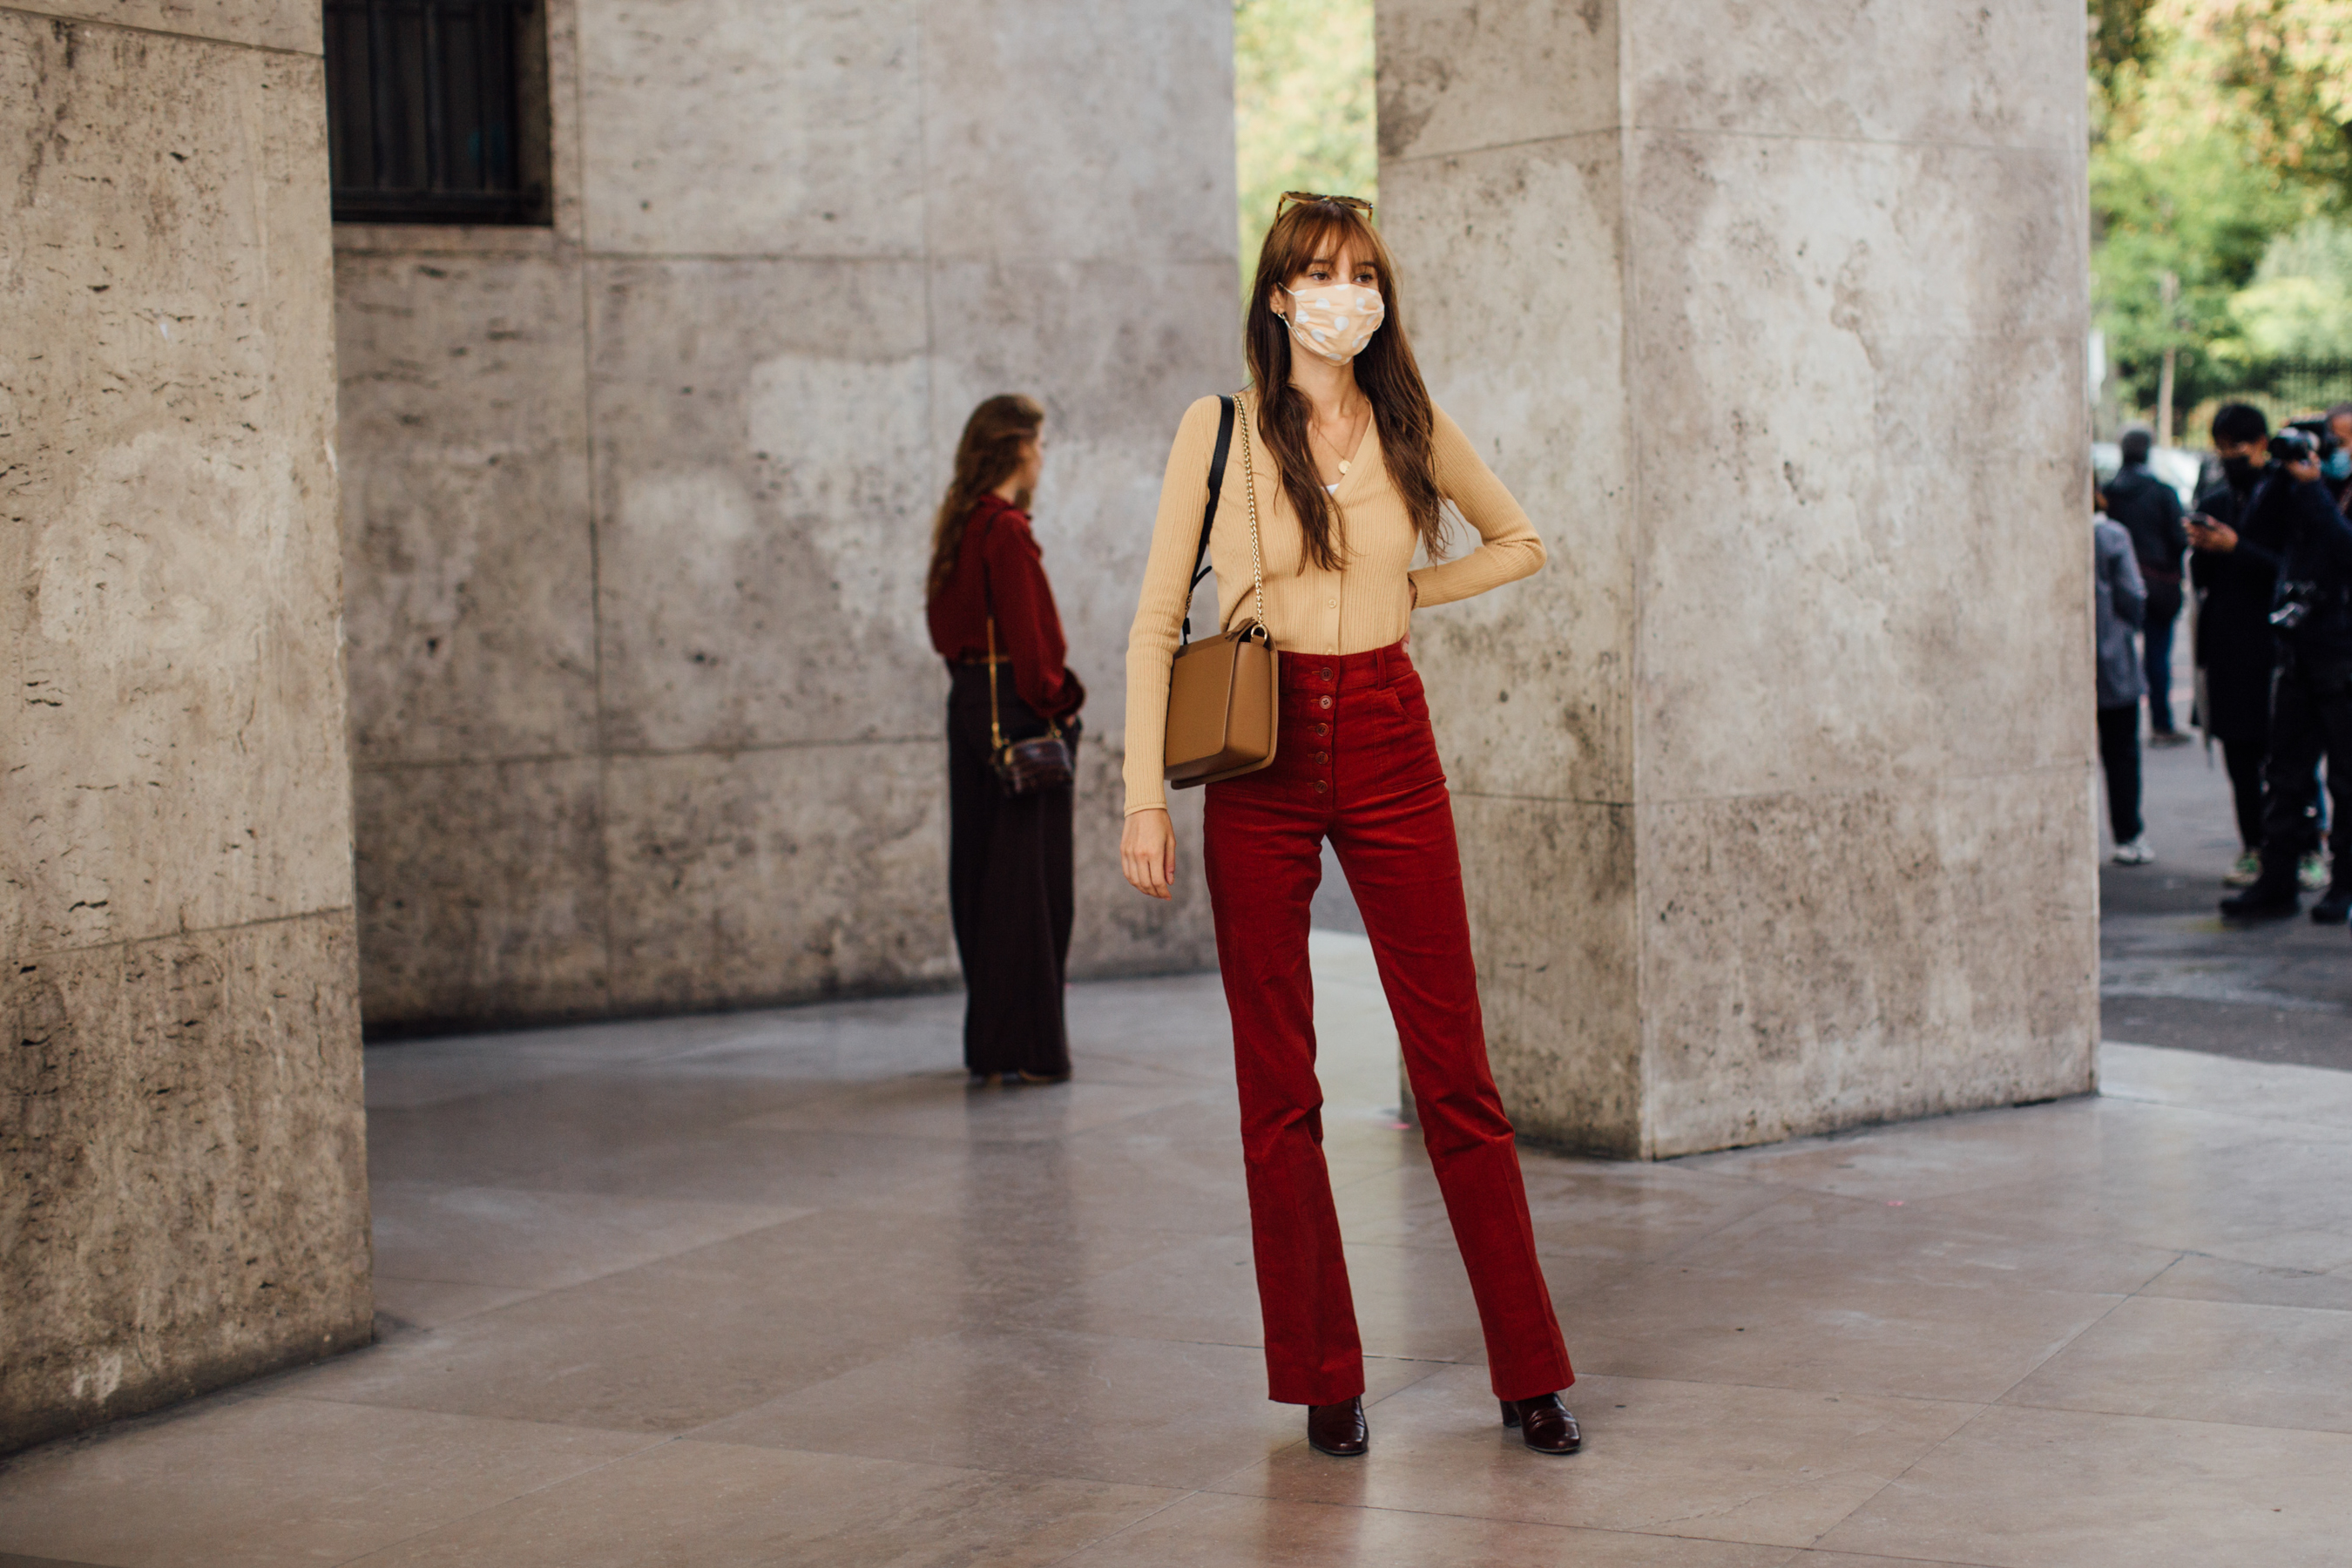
[926,495,1085,723]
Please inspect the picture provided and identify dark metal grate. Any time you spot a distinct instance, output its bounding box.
[327,0,537,224]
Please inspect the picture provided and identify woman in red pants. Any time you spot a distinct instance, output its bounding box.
[1119,193,1577,1458]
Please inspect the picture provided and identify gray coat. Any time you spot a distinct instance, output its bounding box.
[2094,516,2147,710]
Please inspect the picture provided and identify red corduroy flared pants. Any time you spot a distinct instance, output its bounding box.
[1201,639,1574,1407]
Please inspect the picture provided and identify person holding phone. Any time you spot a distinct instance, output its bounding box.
[2193,407,2352,922]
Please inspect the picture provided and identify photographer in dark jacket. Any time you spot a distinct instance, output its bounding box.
[2104,428,2189,742]
[2203,415,2352,923]
[2192,404,2291,883]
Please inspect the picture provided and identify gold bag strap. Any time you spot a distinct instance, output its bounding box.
[1236,393,1267,632]
[980,513,1058,755]
[986,615,1007,753]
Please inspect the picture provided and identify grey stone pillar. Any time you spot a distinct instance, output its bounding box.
[340,0,1238,1029]
[1378,1,2099,1156]
[3,4,370,1450]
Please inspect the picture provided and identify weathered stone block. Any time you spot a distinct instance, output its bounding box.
[574,0,924,258]
[335,248,598,768]
[587,257,939,754]
[3,13,351,958]
[30,0,318,52]
[355,760,610,1031]
[603,744,955,1012]
[1639,768,2099,1156]
[0,917,370,1454]
[919,0,1235,264]
[4,10,365,1450]
[1382,0,2099,1155]
[1455,793,1640,1156]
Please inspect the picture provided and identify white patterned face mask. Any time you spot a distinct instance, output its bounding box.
[1278,281,1385,365]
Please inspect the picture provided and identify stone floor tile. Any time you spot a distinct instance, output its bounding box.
[732,1073,1220,1145]
[1051,1489,1798,1567]
[368,1182,807,1290]
[1551,1259,2121,1402]
[1675,1097,2196,1203]
[2053,1134,2352,1257]
[1335,1154,1786,1265]
[691,1328,1438,1490]
[1024,1231,1504,1365]
[345,1438,1178,1566]
[2099,1042,2352,1136]
[0,1557,112,1568]
[363,1049,586,1112]
[364,1071,869,1188]
[293,1206,1201,1433]
[1656,1188,2184,1297]
[486,1122,977,1208]
[370,1275,544,1330]
[0,1396,652,1568]
[2001,1294,2352,1432]
[1815,1402,2352,1567]
[1220,1365,1978,1548]
[2133,1251,2352,1313]
[846,1112,1253,1237]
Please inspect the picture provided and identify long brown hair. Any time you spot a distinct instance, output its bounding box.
[1245,199,1446,571]
[926,394,1044,601]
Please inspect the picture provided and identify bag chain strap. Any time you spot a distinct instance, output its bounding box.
[979,509,1059,756]
[986,614,1006,754]
[1237,394,1267,633]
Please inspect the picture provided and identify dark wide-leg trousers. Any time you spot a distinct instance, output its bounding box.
[2097,702,2144,845]
[2259,659,2352,877]
[1201,639,1573,1407]
[947,666,1074,1078]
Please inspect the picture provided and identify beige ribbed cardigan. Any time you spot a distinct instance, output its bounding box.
[1122,390,1545,815]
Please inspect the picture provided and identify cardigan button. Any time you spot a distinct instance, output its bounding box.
[1319,696,1332,709]
[1313,780,1328,794]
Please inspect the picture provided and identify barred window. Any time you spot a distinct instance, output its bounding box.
[326,0,550,225]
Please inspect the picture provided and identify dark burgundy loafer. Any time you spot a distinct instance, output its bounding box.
[1501,1394,1581,1455]
[1308,1396,1368,1457]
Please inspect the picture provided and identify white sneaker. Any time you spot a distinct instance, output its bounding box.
[2112,836,2155,866]
[2300,852,2330,892]
[2226,850,2263,886]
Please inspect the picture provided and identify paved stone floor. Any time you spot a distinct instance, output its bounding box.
[4,931,2351,1566]
[2098,650,2350,1071]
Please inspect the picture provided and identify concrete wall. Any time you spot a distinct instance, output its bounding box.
[339,0,1239,1032]
[1379,0,2100,1157]
[2,3,370,1451]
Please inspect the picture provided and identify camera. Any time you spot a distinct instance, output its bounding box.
[2268,420,2340,465]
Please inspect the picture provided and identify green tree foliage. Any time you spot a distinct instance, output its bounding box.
[2230,219,2352,357]
[1233,0,1376,291]
[2088,0,2324,416]
[2173,0,2352,198]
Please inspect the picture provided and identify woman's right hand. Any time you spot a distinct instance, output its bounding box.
[1120,808,1177,899]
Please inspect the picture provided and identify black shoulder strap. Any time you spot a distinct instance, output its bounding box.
[1183,395,1236,643]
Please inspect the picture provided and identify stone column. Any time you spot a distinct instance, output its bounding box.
[340,0,1238,1029]
[2,4,370,1450]
[1377,1,2099,1156]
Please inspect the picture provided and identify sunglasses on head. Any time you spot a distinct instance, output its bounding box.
[1277,192,1374,219]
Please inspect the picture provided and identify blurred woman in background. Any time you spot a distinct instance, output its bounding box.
[927,395,1085,1085]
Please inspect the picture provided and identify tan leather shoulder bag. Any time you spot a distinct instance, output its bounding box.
[1164,393,1279,788]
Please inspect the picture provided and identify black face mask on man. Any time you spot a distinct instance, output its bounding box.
[2221,454,2261,489]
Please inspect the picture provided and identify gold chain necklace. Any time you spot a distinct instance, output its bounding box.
[1308,402,1369,478]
